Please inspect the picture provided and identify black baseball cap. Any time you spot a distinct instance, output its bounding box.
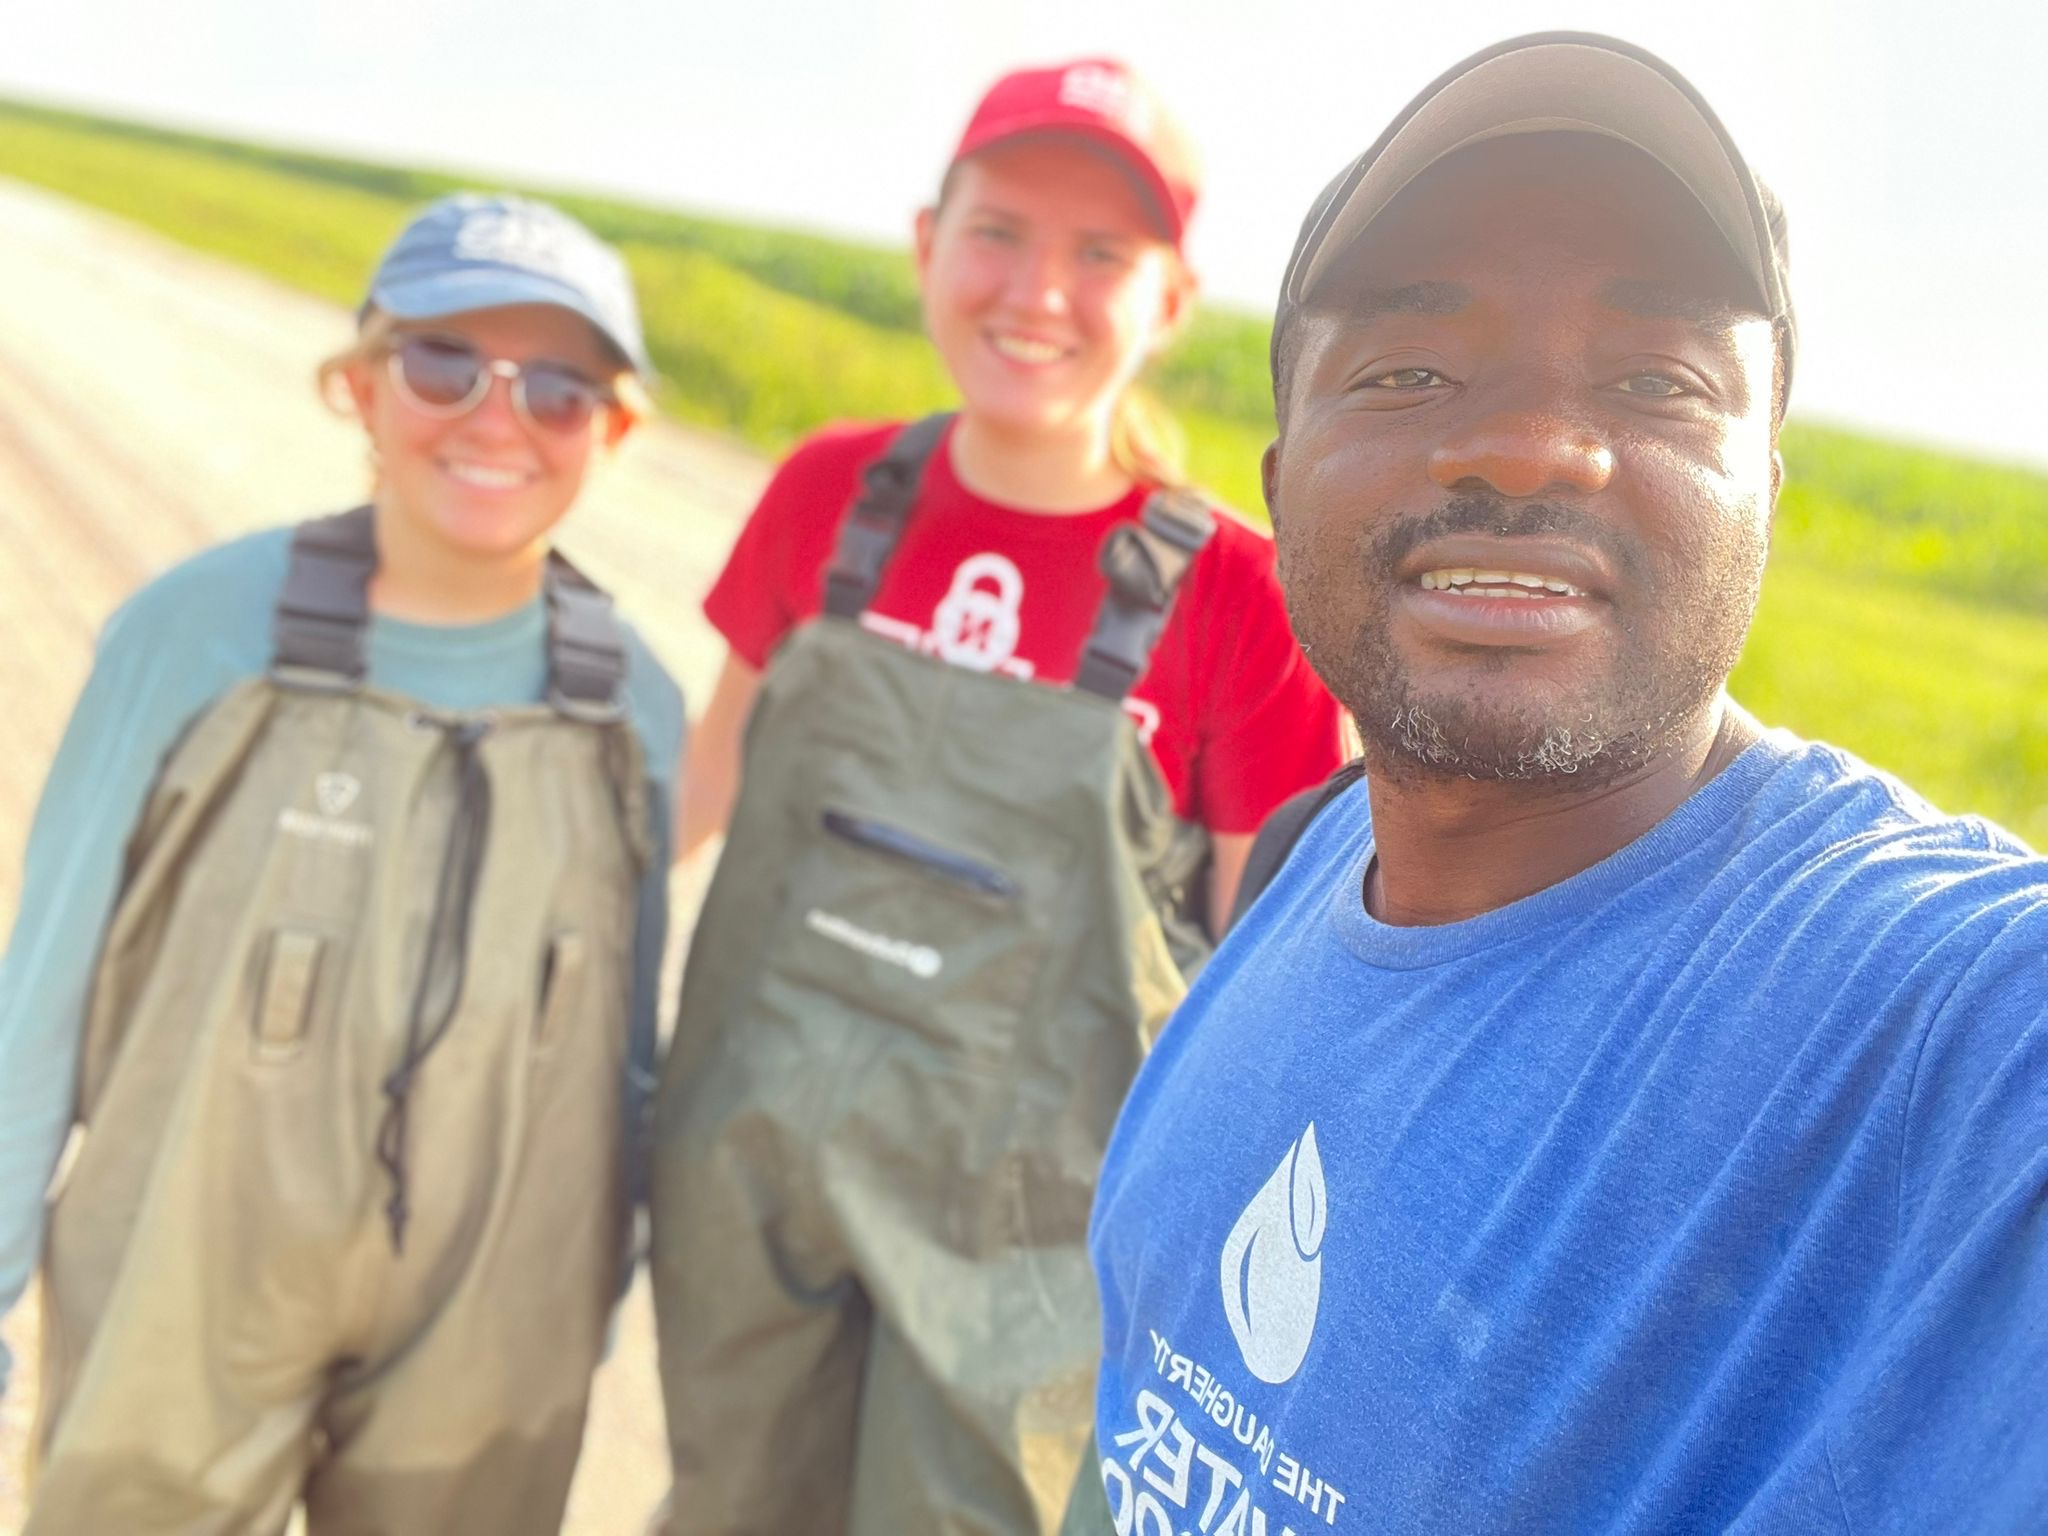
[1274,32,1796,401]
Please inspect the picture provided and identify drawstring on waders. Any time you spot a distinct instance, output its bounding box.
[270,507,632,1253]
[375,716,493,1251]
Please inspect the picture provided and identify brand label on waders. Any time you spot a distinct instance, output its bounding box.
[277,769,373,849]
[803,908,943,980]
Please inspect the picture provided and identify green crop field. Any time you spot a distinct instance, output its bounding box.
[1,96,2042,845]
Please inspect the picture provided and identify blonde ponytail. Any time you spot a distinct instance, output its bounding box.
[1109,385,1188,490]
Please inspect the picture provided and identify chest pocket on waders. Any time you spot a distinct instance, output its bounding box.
[740,413,1215,1074]
[772,797,1054,1066]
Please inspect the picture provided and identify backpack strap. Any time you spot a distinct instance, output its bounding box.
[543,552,629,721]
[1073,488,1216,702]
[272,505,378,688]
[1226,759,1367,931]
[822,413,953,620]
[272,505,627,719]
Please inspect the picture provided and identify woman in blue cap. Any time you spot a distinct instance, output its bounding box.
[0,193,682,1534]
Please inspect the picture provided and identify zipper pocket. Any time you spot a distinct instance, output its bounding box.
[821,809,1020,900]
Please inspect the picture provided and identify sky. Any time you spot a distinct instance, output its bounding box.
[6,0,2045,468]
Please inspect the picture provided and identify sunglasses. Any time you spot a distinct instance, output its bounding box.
[384,334,615,434]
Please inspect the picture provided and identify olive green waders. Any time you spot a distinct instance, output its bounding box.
[28,509,649,1536]
[651,417,1213,1535]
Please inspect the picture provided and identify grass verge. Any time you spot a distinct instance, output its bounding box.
[1,95,2041,843]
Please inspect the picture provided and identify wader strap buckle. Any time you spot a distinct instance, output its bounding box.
[822,412,953,620]
[269,506,630,720]
[544,554,630,722]
[1074,488,1216,702]
[272,506,377,689]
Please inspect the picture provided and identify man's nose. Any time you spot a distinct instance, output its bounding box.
[1428,408,1615,499]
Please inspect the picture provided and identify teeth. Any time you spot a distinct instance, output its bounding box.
[445,461,529,490]
[990,333,1064,365]
[1419,567,1585,597]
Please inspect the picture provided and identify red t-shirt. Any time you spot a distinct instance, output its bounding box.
[703,420,1345,834]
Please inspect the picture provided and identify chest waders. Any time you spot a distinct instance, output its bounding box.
[28,508,649,1536]
[650,416,1214,1536]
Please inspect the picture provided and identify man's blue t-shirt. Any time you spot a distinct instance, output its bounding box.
[0,525,685,1397]
[1088,734,2045,1534]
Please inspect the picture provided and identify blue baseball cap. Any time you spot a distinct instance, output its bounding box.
[363,193,651,377]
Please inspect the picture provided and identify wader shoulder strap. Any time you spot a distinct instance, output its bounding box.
[1073,488,1216,703]
[542,552,629,720]
[272,505,378,687]
[270,506,628,717]
[1226,759,1367,931]
[821,413,953,620]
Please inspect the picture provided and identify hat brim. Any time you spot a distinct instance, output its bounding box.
[368,267,651,377]
[1287,33,1783,320]
[954,115,1188,247]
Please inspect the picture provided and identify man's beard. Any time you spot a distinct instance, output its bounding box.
[1280,494,1763,790]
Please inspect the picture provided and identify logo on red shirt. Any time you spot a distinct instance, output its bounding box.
[862,552,1035,681]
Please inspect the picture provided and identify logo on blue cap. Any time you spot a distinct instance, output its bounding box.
[365,194,650,377]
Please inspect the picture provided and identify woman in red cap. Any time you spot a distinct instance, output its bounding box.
[649,60,1342,1535]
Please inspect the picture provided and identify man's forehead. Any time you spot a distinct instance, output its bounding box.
[1310,134,1765,321]
[1317,276,1764,331]
[1600,277,1762,328]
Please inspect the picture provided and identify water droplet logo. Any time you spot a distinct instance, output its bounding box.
[1220,1123,1326,1384]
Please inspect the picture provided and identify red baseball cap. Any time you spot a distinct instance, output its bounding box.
[949,58,1200,248]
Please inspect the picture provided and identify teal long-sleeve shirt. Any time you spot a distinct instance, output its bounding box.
[0,525,685,1397]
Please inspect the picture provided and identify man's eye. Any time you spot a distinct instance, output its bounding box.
[971,224,1018,245]
[1361,367,1447,390]
[1082,243,1133,268]
[1616,373,1688,397]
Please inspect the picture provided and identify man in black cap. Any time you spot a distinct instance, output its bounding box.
[1080,33,2044,1533]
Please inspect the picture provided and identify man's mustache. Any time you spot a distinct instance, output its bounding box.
[1368,496,1649,586]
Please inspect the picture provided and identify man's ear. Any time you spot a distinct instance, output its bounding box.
[913,206,937,280]
[1261,438,1282,529]
[604,409,636,451]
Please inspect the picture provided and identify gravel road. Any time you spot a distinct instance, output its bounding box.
[0,176,771,1534]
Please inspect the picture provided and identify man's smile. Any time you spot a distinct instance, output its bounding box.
[1417,570,1586,596]
[1392,533,1613,645]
